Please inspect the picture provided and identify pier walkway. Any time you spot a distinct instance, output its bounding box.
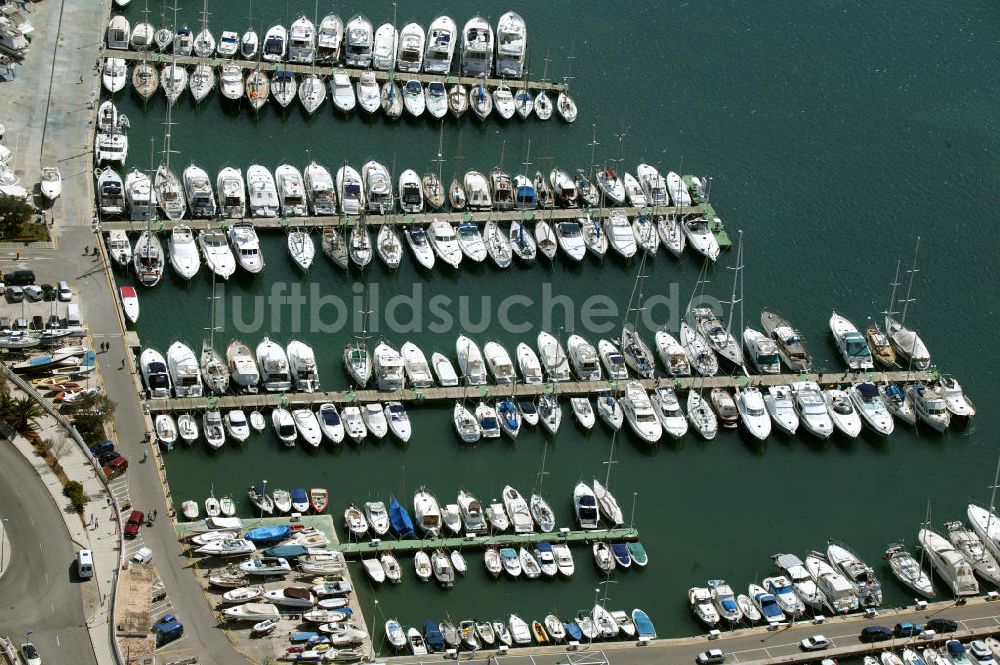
[109,49,567,92]
[144,370,931,414]
[333,527,638,557]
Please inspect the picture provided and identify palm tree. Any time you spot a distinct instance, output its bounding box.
[7,396,45,435]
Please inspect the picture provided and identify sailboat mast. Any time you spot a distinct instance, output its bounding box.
[724,230,743,338]
[984,456,1000,544]
[899,236,921,325]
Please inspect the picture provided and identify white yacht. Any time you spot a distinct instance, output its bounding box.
[217,31,238,57]
[935,378,975,419]
[501,486,532,534]
[824,388,863,437]
[605,210,637,258]
[373,342,406,391]
[566,335,602,381]
[398,169,422,214]
[167,341,203,398]
[908,383,951,432]
[461,16,493,76]
[414,489,443,537]
[133,229,164,287]
[492,84,515,120]
[424,15,457,73]
[650,387,688,439]
[182,164,216,218]
[316,14,343,63]
[453,402,480,443]
[167,224,200,280]
[827,542,882,607]
[356,71,380,114]
[385,402,411,442]
[919,528,979,597]
[763,575,805,617]
[654,331,691,376]
[621,380,662,443]
[224,409,250,442]
[396,22,425,72]
[256,337,292,392]
[598,339,630,380]
[514,343,543,384]
[400,342,434,388]
[344,15,373,67]
[743,327,782,374]
[637,164,669,207]
[239,26,258,59]
[456,335,487,385]
[464,170,492,210]
[275,164,307,217]
[107,15,130,49]
[337,164,365,215]
[402,80,425,117]
[494,11,526,78]
[102,57,127,94]
[262,24,287,62]
[228,221,264,273]
[342,406,367,443]
[197,229,236,280]
[403,225,435,270]
[792,381,834,439]
[216,167,246,218]
[428,220,462,268]
[736,387,771,441]
[370,22,396,71]
[226,340,260,392]
[764,385,799,435]
[287,340,319,392]
[847,382,895,435]
[687,391,718,440]
[554,220,587,261]
[124,169,154,222]
[455,222,486,262]
[94,130,128,166]
[330,72,356,113]
[433,353,459,387]
[537,331,571,382]
[106,229,132,267]
[298,74,326,114]
[246,165,279,217]
[804,553,859,615]
[483,341,517,385]
[317,403,345,445]
[425,81,448,118]
[830,311,874,370]
[572,482,600,529]
[304,162,337,215]
[773,553,826,612]
[968,505,1000,562]
[140,348,172,399]
[154,164,186,220]
[292,408,322,447]
[287,16,316,63]
[272,407,297,446]
[361,404,388,440]
[683,216,721,262]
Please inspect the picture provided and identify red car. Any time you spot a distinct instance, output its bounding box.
[102,455,128,479]
[124,510,144,539]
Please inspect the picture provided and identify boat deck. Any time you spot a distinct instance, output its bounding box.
[333,527,638,557]
[143,370,931,413]
[108,49,567,91]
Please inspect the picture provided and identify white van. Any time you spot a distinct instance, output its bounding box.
[77,548,93,579]
[66,303,81,327]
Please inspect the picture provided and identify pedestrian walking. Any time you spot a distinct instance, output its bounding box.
[83,245,89,254]
[120,358,126,369]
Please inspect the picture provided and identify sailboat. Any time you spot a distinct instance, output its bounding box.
[343,299,372,386]
[884,240,931,370]
[200,277,229,394]
[134,141,164,287]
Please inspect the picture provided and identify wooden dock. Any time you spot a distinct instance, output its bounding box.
[109,49,567,92]
[143,370,931,414]
[334,527,638,557]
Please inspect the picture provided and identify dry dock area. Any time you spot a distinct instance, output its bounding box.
[143,370,931,414]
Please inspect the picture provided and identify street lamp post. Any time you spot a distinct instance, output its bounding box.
[0,516,9,574]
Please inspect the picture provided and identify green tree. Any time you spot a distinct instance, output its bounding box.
[62,480,89,512]
[0,195,33,240]
[5,396,44,435]
[65,394,116,445]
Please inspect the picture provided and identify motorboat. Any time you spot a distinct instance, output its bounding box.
[399,342,433,388]
[239,24,258,59]
[456,335,488,385]
[400,224,434,270]
[556,91,577,122]
[484,341,517,384]
[413,489,443,537]
[886,315,930,370]
[423,15,457,73]
[483,219,513,268]
[825,542,882,607]
[908,383,951,432]
[689,587,720,626]
[298,74,326,114]
[621,381,662,443]
[605,210,638,258]
[935,377,976,419]
[743,327,781,374]
[830,311,874,370]
[255,337,291,392]
[224,409,250,442]
[39,166,61,201]
[596,392,624,430]
[244,68,269,111]
[883,543,935,598]
[286,15,315,63]
[337,164,365,215]
[537,331,571,381]
[621,323,656,379]
[290,408,322,448]
[653,331,690,376]
[373,341,405,391]
[534,219,558,259]
[792,381,834,439]
[650,386,689,439]
[461,16,493,76]
[167,224,200,280]
[847,382,895,435]
[167,341,202,398]
[155,414,177,447]
[736,387,771,441]
[707,580,742,623]
[342,407,367,443]
[636,163,669,206]
[771,554,826,611]
[123,169,152,222]
[709,388,738,429]
[274,164,307,217]
[463,170,491,210]
[496,398,522,438]
[269,408,296,447]
[533,171,554,208]
[380,79,403,119]
[102,57,127,94]
[94,130,128,167]
[261,23,287,62]
[315,13,342,62]
[361,403,389,440]
[945,521,1000,587]
[763,575,805,616]
[425,81,447,118]
[570,481,601,529]
[804,552,858,614]
[329,73,356,114]
[538,394,562,435]
[270,70,297,108]
[287,229,314,271]
[354,70,379,115]
[315,403,344,445]
[553,220,586,261]
[427,220,462,268]
[396,22,425,72]
[402,80,425,117]
[764,385,799,435]
[246,165,279,217]
[398,168,422,213]
[748,584,785,625]
[822,389,862,438]
[246,485,274,515]
[361,160,393,214]
[918,528,979,597]
[570,397,595,429]
[593,541,615,574]
[761,308,812,371]
[371,22,396,70]
[502,485,533,533]
[154,164,184,220]
[549,169,578,206]
[879,382,917,425]
[107,14,130,49]
[430,352,459,387]
[489,168,514,210]
[476,404,499,440]
[598,339,629,380]
[225,341,259,393]
[216,167,246,219]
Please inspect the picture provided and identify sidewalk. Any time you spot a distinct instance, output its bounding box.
[0,518,9,578]
[4,387,119,665]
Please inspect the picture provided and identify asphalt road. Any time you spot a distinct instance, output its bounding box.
[0,442,97,665]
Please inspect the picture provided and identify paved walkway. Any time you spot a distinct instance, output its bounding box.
[3,384,118,665]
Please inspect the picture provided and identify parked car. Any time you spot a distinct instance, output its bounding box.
[90,440,115,456]
[131,547,153,564]
[103,455,128,479]
[23,285,42,301]
[19,643,41,665]
[800,635,830,651]
[153,614,184,647]
[4,269,35,285]
[859,626,894,643]
[40,283,56,301]
[696,649,726,664]
[894,622,922,638]
[124,510,144,539]
[57,280,72,301]
[926,618,958,633]
[7,286,23,302]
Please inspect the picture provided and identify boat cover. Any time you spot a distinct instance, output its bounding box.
[857,382,879,399]
[389,494,414,537]
[423,619,445,651]
[245,525,291,544]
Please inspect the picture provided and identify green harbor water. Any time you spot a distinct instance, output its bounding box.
[111,0,999,645]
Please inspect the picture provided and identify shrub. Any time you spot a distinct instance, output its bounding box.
[62,480,89,512]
